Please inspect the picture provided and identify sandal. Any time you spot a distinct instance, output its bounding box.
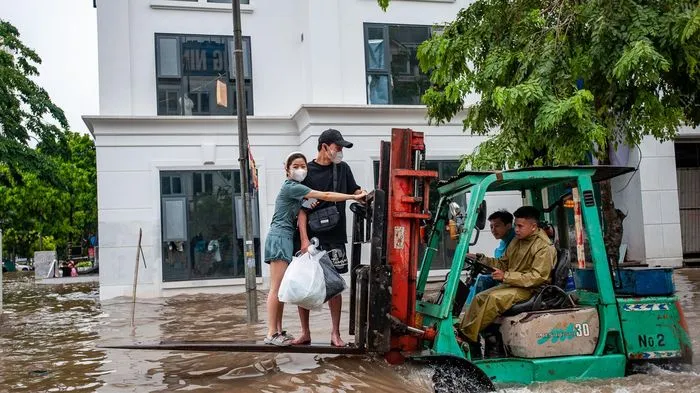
[264,333,292,346]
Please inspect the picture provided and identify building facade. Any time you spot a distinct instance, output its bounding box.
[84,0,698,300]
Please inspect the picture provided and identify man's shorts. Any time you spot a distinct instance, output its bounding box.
[318,243,348,274]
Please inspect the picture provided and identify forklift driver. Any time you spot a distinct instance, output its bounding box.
[460,206,556,357]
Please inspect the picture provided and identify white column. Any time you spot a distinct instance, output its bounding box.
[96,0,133,114]
[306,0,344,104]
[638,137,683,267]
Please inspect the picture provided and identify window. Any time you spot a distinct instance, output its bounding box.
[675,143,700,168]
[364,24,433,105]
[155,34,253,116]
[160,170,261,282]
[373,160,464,269]
[165,0,251,5]
[207,0,250,3]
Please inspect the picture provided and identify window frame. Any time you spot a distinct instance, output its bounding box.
[363,22,434,105]
[675,142,700,168]
[206,0,250,3]
[156,0,250,4]
[159,169,262,282]
[154,33,254,116]
[201,0,250,5]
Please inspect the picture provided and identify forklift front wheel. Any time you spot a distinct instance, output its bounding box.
[385,350,406,365]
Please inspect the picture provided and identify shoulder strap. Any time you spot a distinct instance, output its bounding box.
[332,163,338,192]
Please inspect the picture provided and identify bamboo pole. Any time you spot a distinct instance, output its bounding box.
[131,228,143,327]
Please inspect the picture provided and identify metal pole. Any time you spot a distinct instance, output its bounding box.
[232,0,258,324]
[572,187,586,269]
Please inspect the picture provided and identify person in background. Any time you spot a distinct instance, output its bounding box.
[263,151,366,346]
[68,260,78,277]
[465,210,515,306]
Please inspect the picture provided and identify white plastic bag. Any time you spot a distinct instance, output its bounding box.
[278,248,327,310]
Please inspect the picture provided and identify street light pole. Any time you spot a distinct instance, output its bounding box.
[231,0,258,324]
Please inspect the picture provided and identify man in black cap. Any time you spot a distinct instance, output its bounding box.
[292,128,365,347]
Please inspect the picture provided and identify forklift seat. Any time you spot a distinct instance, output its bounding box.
[502,248,574,316]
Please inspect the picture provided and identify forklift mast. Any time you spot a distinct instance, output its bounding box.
[350,128,438,359]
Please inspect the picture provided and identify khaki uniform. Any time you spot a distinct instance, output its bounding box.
[459,228,557,342]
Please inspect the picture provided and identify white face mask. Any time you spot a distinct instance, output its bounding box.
[325,145,343,164]
[291,168,307,182]
[331,150,343,164]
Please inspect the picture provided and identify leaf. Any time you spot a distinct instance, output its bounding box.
[612,39,670,85]
[376,0,390,12]
[682,7,700,42]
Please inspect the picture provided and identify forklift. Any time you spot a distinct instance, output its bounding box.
[109,128,693,392]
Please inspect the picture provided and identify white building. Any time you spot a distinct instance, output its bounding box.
[84,0,700,300]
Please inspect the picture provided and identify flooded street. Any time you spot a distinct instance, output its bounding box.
[1,270,699,393]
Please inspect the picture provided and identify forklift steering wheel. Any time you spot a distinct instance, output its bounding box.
[465,254,496,275]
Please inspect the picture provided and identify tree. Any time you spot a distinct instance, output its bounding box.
[0,172,67,257]
[0,19,68,186]
[47,132,97,257]
[379,0,699,261]
[57,132,98,250]
[0,132,96,259]
[0,19,76,258]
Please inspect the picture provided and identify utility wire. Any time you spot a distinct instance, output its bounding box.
[614,144,643,194]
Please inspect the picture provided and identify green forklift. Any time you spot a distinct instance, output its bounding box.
[415,165,693,388]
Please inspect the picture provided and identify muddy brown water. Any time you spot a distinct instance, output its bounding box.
[1,270,699,393]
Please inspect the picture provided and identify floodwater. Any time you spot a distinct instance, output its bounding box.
[1,270,699,393]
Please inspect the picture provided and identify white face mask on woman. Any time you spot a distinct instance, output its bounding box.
[291,168,307,182]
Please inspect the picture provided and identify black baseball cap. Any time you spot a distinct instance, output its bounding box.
[318,129,353,148]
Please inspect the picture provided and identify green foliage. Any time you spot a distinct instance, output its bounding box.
[401,0,700,169]
[0,20,92,259]
[32,235,56,253]
[0,132,96,258]
[0,19,68,185]
[75,260,92,268]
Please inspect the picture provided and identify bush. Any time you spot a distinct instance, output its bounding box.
[75,261,92,268]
